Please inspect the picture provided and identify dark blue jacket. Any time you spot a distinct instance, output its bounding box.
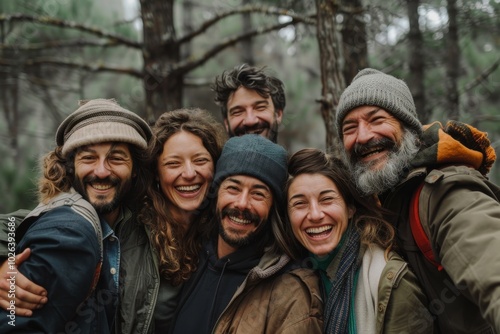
[0,205,118,333]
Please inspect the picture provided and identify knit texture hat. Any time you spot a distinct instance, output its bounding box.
[336,68,422,138]
[213,134,288,204]
[56,98,152,156]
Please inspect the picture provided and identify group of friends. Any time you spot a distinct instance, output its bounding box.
[0,64,499,333]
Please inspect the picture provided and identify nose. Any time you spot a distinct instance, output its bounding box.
[307,201,324,222]
[94,158,112,178]
[234,191,250,211]
[355,121,374,145]
[182,162,197,179]
[242,109,258,127]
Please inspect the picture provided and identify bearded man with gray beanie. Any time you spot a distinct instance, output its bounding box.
[337,68,500,332]
[171,134,323,334]
[0,98,152,333]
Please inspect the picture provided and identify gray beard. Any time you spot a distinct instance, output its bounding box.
[344,130,420,196]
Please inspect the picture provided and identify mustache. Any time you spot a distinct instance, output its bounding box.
[221,207,260,224]
[352,138,395,159]
[233,121,269,136]
[83,175,120,186]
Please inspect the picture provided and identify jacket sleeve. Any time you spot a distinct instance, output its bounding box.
[0,206,100,333]
[265,268,323,334]
[424,166,500,330]
[380,252,435,333]
[0,210,31,260]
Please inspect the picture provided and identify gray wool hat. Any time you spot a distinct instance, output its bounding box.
[336,68,422,138]
[213,134,288,204]
[56,98,152,156]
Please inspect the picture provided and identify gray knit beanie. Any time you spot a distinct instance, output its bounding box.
[336,68,422,138]
[213,134,288,204]
[56,98,152,156]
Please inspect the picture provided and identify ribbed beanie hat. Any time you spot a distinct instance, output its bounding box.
[336,68,422,138]
[56,98,152,156]
[213,134,288,204]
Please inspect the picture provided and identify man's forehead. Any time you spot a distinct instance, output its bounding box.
[76,142,131,153]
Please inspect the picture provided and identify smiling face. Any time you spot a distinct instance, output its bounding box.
[341,106,404,171]
[157,131,214,221]
[73,142,134,223]
[287,173,354,257]
[225,86,282,142]
[216,175,273,258]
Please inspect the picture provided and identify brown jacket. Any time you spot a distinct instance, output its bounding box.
[213,252,323,334]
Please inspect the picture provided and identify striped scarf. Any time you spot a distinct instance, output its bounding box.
[324,224,361,334]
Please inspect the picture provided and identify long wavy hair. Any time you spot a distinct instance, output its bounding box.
[283,148,395,260]
[38,144,149,209]
[139,108,227,286]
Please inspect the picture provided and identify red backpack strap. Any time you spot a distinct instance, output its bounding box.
[409,182,444,271]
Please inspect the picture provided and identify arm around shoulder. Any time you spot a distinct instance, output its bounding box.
[0,206,101,333]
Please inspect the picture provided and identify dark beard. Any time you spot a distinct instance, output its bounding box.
[217,207,263,248]
[73,174,132,215]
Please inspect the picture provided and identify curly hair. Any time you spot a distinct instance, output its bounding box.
[212,63,286,120]
[139,108,227,286]
[284,148,395,260]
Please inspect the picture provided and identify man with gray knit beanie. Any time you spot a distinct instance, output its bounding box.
[0,98,152,333]
[336,68,499,332]
[171,134,323,334]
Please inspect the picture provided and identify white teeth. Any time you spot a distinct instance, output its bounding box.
[176,185,201,192]
[92,184,112,190]
[229,216,251,225]
[306,225,332,234]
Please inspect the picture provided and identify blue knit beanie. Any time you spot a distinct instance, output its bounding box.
[336,68,422,139]
[213,134,288,204]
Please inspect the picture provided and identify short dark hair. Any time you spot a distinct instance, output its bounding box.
[212,63,286,120]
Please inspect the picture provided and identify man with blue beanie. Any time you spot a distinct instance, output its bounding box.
[171,134,323,334]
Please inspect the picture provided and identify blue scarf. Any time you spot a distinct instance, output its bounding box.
[323,223,361,334]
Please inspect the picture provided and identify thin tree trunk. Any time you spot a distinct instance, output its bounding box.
[407,0,428,123]
[241,0,254,65]
[315,0,346,153]
[340,0,367,84]
[140,0,182,122]
[446,0,460,120]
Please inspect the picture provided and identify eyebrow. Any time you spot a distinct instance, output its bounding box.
[342,107,381,126]
[225,177,271,192]
[289,189,337,201]
[228,99,269,112]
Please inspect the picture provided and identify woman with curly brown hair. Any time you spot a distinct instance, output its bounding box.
[137,108,227,332]
[284,148,434,334]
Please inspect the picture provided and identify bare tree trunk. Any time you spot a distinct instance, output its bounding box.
[446,0,460,120]
[315,0,346,153]
[407,0,428,123]
[140,0,182,122]
[340,0,367,84]
[241,0,254,65]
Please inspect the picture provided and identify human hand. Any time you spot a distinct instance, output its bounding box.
[0,248,48,316]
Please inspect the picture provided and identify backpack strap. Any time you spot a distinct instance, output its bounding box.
[17,190,103,298]
[409,182,444,271]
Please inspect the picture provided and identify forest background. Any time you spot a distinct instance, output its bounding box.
[1,0,499,212]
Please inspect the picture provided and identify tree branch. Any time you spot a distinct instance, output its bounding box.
[462,57,500,92]
[177,4,315,45]
[0,57,143,78]
[0,13,142,49]
[174,19,300,74]
[0,39,126,51]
